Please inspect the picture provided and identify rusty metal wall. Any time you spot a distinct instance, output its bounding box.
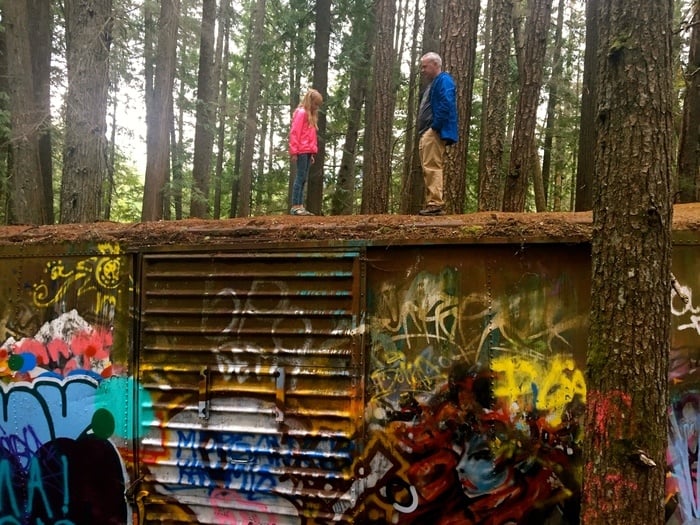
[358,243,590,524]
[0,237,698,524]
[136,249,365,523]
[0,243,135,524]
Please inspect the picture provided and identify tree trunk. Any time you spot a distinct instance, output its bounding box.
[331,0,372,216]
[541,0,565,210]
[142,0,179,222]
[361,0,396,214]
[307,0,331,215]
[581,0,674,523]
[213,8,231,220]
[574,0,597,211]
[237,0,266,217]
[61,0,112,224]
[502,0,552,212]
[3,0,52,225]
[189,0,218,218]
[479,0,512,211]
[677,3,700,203]
[398,0,421,215]
[441,0,479,214]
[402,0,443,215]
[29,0,53,224]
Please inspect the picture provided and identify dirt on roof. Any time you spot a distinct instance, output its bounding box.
[1,204,699,249]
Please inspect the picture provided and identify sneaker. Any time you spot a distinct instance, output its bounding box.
[418,205,445,216]
[290,207,314,216]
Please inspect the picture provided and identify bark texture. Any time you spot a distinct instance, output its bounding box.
[502,0,553,212]
[61,0,113,224]
[142,0,179,221]
[361,0,396,214]
[441,0,479,214]
[582,0,674,523]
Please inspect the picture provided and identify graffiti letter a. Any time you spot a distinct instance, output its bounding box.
[0,459,20,517]
[27,456,53,519]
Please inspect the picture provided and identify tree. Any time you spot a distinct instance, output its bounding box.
[401,0,442,215]
[502,0,553,212]
[540,0,566,209]
[306,0,331,215]
[212,3,231,219]
[142,0,179,221]
[61,0,113,224]
[581,0,674,523]
[361,0,396,214]
[441,0,479,213]
[30,0,53,223]
[574,0,598,211]
[478,0,512,211]
[331,0,372,215]
[236,0,266,217]
[677,0,700,202]
[189,0,218,218]
[2,0,53,225]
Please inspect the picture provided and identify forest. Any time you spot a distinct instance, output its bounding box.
[0,0,697,224]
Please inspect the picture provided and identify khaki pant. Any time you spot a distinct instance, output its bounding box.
[419,129,446,207]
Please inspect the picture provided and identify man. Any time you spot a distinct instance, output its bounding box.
[417,52,458,216]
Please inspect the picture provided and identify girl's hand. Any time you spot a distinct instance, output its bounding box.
[310,155,315,164]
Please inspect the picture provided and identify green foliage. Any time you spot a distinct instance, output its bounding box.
[110,156,144,223]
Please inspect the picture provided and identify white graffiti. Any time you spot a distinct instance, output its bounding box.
[672,282,700,335]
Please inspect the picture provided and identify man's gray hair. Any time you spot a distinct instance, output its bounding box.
[421,52,442,68]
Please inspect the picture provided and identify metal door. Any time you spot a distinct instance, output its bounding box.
[135,248,365,524]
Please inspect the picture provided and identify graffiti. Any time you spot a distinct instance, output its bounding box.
[172,429,354,494]
[0,454,68,522]
[366,267,586,524]
[0,378,129,523]
[492,354,587,427]
[0,310,112,382]
[0,294,131,525]
[668,394,700,523]
[210,488,279,525]
[370,345,450,407]
[372,269,462,353]
[673,281,700,335]
[31,243,129,319]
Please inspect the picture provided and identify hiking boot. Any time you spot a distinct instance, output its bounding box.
[418,205,445,216]
[290,207,314,216]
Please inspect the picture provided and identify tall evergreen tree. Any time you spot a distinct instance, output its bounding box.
[677,0,700,202]
[478,0,512,211]
[189,0,218,218]
[61,0,113,223]
[306,0,331,215]
[401,0,443,215]
[331,0,372,215]
[2,0,53,225]
[142,0,179,221]
[502,0,553,212]
[582,0,674,523]
[441,0,479,213]
[575,0,598,211]
[237,0,266,217]
[361,0,396,214]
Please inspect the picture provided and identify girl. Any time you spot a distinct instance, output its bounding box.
[288,88,323,215]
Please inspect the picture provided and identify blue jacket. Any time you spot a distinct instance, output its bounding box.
[430,71,458,145]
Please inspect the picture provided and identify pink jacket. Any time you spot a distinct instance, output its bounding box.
[288,107,318,155]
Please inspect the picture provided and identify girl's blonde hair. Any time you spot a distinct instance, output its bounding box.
[300,89,322,129]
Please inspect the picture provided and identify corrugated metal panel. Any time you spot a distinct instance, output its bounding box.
[136,249,365,524]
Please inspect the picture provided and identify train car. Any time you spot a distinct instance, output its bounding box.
[0,209,696,525]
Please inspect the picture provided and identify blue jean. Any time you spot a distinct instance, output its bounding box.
[292,154,311,206]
